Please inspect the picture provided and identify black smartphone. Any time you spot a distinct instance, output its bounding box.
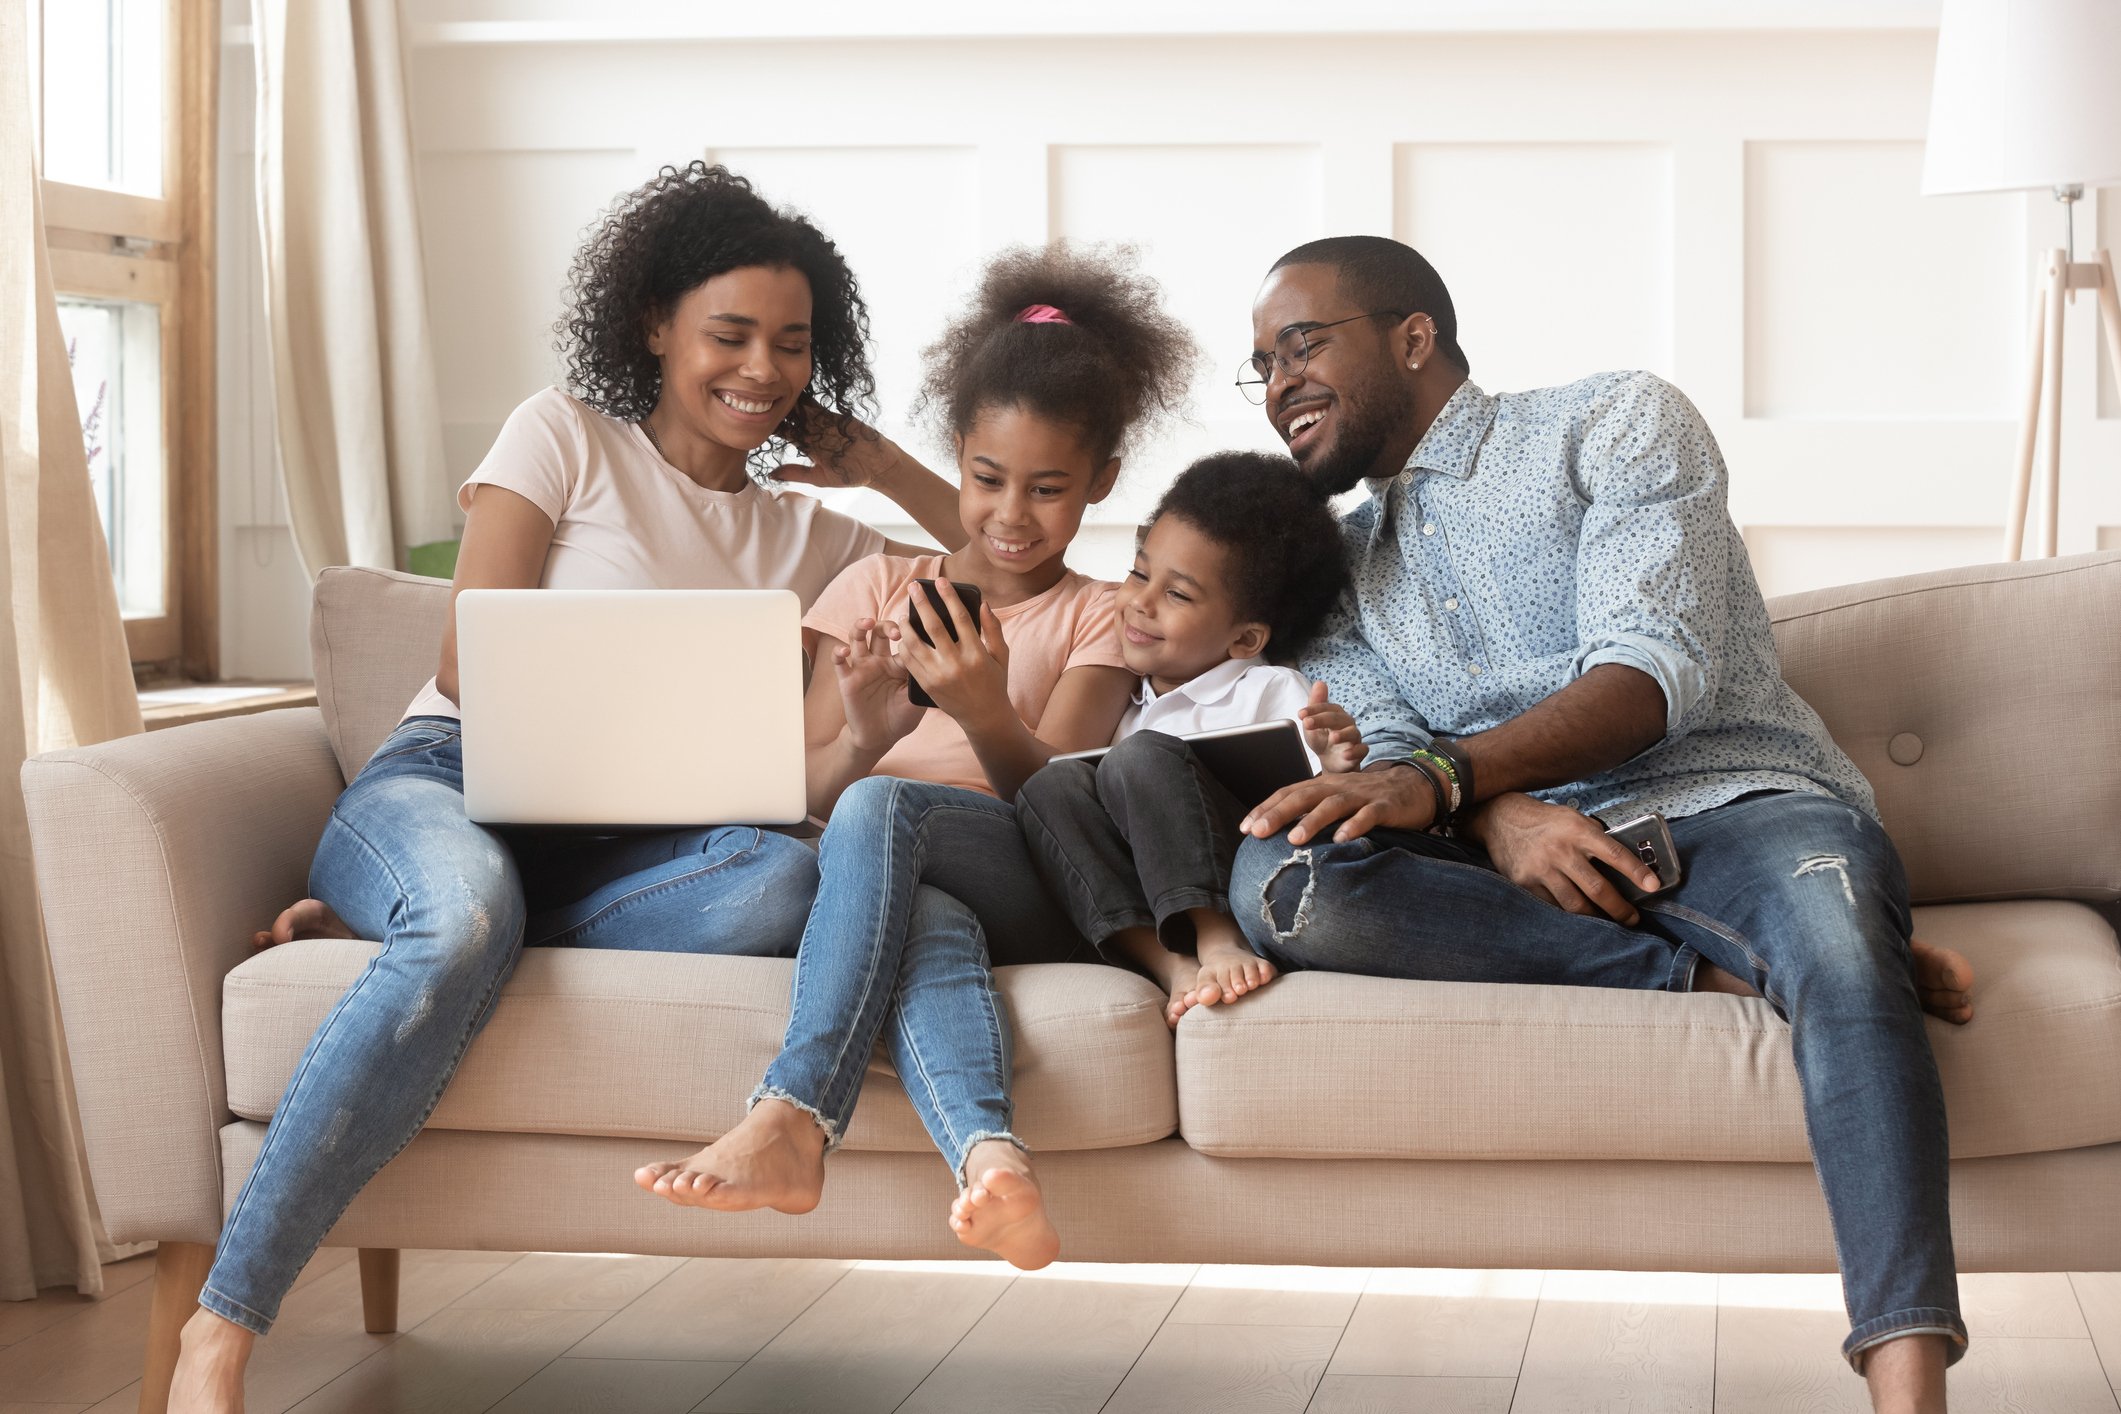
[905,578,984,710]
[1600,811,1682,900]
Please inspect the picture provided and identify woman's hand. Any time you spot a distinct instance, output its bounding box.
[1298,680,1368,773]
[899,578,1012,731]
[834,616,924,754]
[771,404,900,492]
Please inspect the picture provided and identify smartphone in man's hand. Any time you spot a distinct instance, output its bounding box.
[1600,812,1682,900]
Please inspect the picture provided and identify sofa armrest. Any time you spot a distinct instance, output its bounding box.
[22,708,344,1244]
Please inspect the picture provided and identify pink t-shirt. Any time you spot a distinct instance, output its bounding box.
[803,554,1129,797]
[402,387,886,721]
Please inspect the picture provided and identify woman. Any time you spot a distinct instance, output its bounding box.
[170,163,962,1414]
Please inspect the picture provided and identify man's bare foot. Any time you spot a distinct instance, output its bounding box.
[251,899,356,950]
[633,1099,827,1215]
[1188,915,1277,1010]
[948,1141,1060,1271]
[1911,937,1975,1025]
[169,1307,254,1414]
[1691,961,1761,998]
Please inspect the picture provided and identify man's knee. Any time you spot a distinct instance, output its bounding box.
[1230,833,1335,958]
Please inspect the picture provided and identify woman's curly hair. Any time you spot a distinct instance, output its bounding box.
[915,242,1198,463]
[1146,451,1350,665]
[555,162,875,469]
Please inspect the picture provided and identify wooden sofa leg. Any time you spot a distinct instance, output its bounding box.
[141,1241,215,1414]
[358,1248,400,1333]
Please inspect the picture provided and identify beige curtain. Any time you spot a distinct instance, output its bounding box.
[0,1,146,1300]
[250,0,454,577]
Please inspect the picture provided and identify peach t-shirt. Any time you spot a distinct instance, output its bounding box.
[401,387,886,721]
[803,554,1129,797]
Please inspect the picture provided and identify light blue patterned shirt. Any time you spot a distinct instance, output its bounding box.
[1299,372,1876,824]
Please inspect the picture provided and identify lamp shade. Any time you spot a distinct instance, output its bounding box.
[1923,0,2121,196]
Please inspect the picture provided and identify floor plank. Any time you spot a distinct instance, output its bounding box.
[1100,1322,1339,1414]
[1164,1265,1367,1328]
[1305,1374,1515,1414]
[1947,1336,2121,1413]
[1328,1268,1540,1379]
[0,1271,156,1404]
[695,1264,1012,1414]
[0,1403,92,1413]
[564,1258,852,1364]
[451,1254,686,1312]
[898,1264,1192,1414]
[284,1308,607,1414]
[2069,1271,2121,1389]
[1510,1270,1717,1414]
[486,1356,740,1413]
[0,1254,161,1352]
[1960,1272,2092,1338]
[1714,1274,1868,1414]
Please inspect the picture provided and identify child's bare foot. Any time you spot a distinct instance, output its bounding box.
[169,1307,253,1414]
[1188,928,1277,1010]
[948,1141,1059,1271]
[1912,937,1975,1024]
[251,899,356,950]
[1145,948,1203,1028]
[633,1099,827,1215]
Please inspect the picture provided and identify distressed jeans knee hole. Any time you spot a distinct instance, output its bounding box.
[1258,847,1317,943]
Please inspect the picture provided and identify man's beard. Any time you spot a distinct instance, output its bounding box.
[1300,385,1396,496]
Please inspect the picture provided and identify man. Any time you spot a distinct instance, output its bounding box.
[1234,235,1974,1414]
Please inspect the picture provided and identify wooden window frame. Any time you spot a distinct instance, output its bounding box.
[40,0,218,681]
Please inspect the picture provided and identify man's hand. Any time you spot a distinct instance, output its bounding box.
[1297,681,1369,773]
[1241,762,1437,846]
[1467,792,1662,926]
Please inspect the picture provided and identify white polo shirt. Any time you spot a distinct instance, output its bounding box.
[1115,656,1323,771]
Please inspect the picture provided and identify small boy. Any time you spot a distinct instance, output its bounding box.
[1016,451,1360,1026]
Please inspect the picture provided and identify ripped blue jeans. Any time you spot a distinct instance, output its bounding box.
[1229,789,1963,1372]
[199,717,821,1335]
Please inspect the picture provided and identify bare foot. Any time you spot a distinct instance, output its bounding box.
[169,1307,253,1414]
[1188,918,1277,1010]
[948,1141,1060,1271]
[251,899,355,950]
[1691,961,1761,998]
[1912,937,1975,1025]
[1145,948,1203,1028]
[633,1099,826,1214]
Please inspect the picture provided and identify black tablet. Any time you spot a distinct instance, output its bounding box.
[1053,719,1314,809]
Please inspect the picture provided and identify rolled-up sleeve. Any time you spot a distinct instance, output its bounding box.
[1569,374,1735,739]
[1298,596,1432,767]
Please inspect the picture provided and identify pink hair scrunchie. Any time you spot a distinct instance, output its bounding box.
[1014,303,1073,325]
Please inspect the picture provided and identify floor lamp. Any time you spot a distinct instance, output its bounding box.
[1923,0,2121,561]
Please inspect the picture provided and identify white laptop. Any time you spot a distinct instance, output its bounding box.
[455,589,807,827]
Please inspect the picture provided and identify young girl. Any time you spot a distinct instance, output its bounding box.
[1018,452,1358,1025]
[635,243,1197,1269]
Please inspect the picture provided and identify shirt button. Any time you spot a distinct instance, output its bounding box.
[1398,471,1412,485]
[1467,663,1483,676]
[1443,597,1459,611]
[1422,523,1437,536]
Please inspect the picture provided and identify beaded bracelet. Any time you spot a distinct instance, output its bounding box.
[1404,755,1455,830]
[1408,747,1463,817]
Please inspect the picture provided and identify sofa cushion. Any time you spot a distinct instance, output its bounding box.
[1176,900,2121,1162]
[310,566,452,782]
[224,945,1176,1153]
[1769,551,2121,905]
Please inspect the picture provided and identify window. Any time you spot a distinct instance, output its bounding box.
[33,0,216,677]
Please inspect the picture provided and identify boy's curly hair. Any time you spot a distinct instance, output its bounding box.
[554,162,875,469]
[1146,451,1349,665]
[915,241,1197,463]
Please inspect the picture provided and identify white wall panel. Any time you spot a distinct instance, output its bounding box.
[1743,140,2021,421]
[1396,143,1674,394]
[1742,525,2001,597]
[1049,144,1324,521]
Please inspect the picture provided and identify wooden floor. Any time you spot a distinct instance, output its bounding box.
[4,1251,2120,1413]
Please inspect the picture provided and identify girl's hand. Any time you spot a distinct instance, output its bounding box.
[771,404,899,492]
[1298,680,1369,773]
[834,617,924,754]
[899,578,1012,729]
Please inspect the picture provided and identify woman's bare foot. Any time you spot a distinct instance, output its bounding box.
[169,1307,254,1414]
[633,1099,827,1214]
[1911,937,1975,1024]
[948,1141,1060,1271]
[251,899,356,950]
[1187,913,1277,1010]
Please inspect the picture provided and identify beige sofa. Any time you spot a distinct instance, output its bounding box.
[25,551,2121,1407]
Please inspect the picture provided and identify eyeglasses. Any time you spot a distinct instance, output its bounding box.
[1236,310,1407,404]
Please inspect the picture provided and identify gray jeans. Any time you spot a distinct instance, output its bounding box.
[1016,730,1249,956]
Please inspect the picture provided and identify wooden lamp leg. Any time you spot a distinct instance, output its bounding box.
[2005,256,2052,562]
[2095,250,2121,419]
[2038,247,2069,558]
[141,1241,216,1414]
[357,1248,400,1334]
